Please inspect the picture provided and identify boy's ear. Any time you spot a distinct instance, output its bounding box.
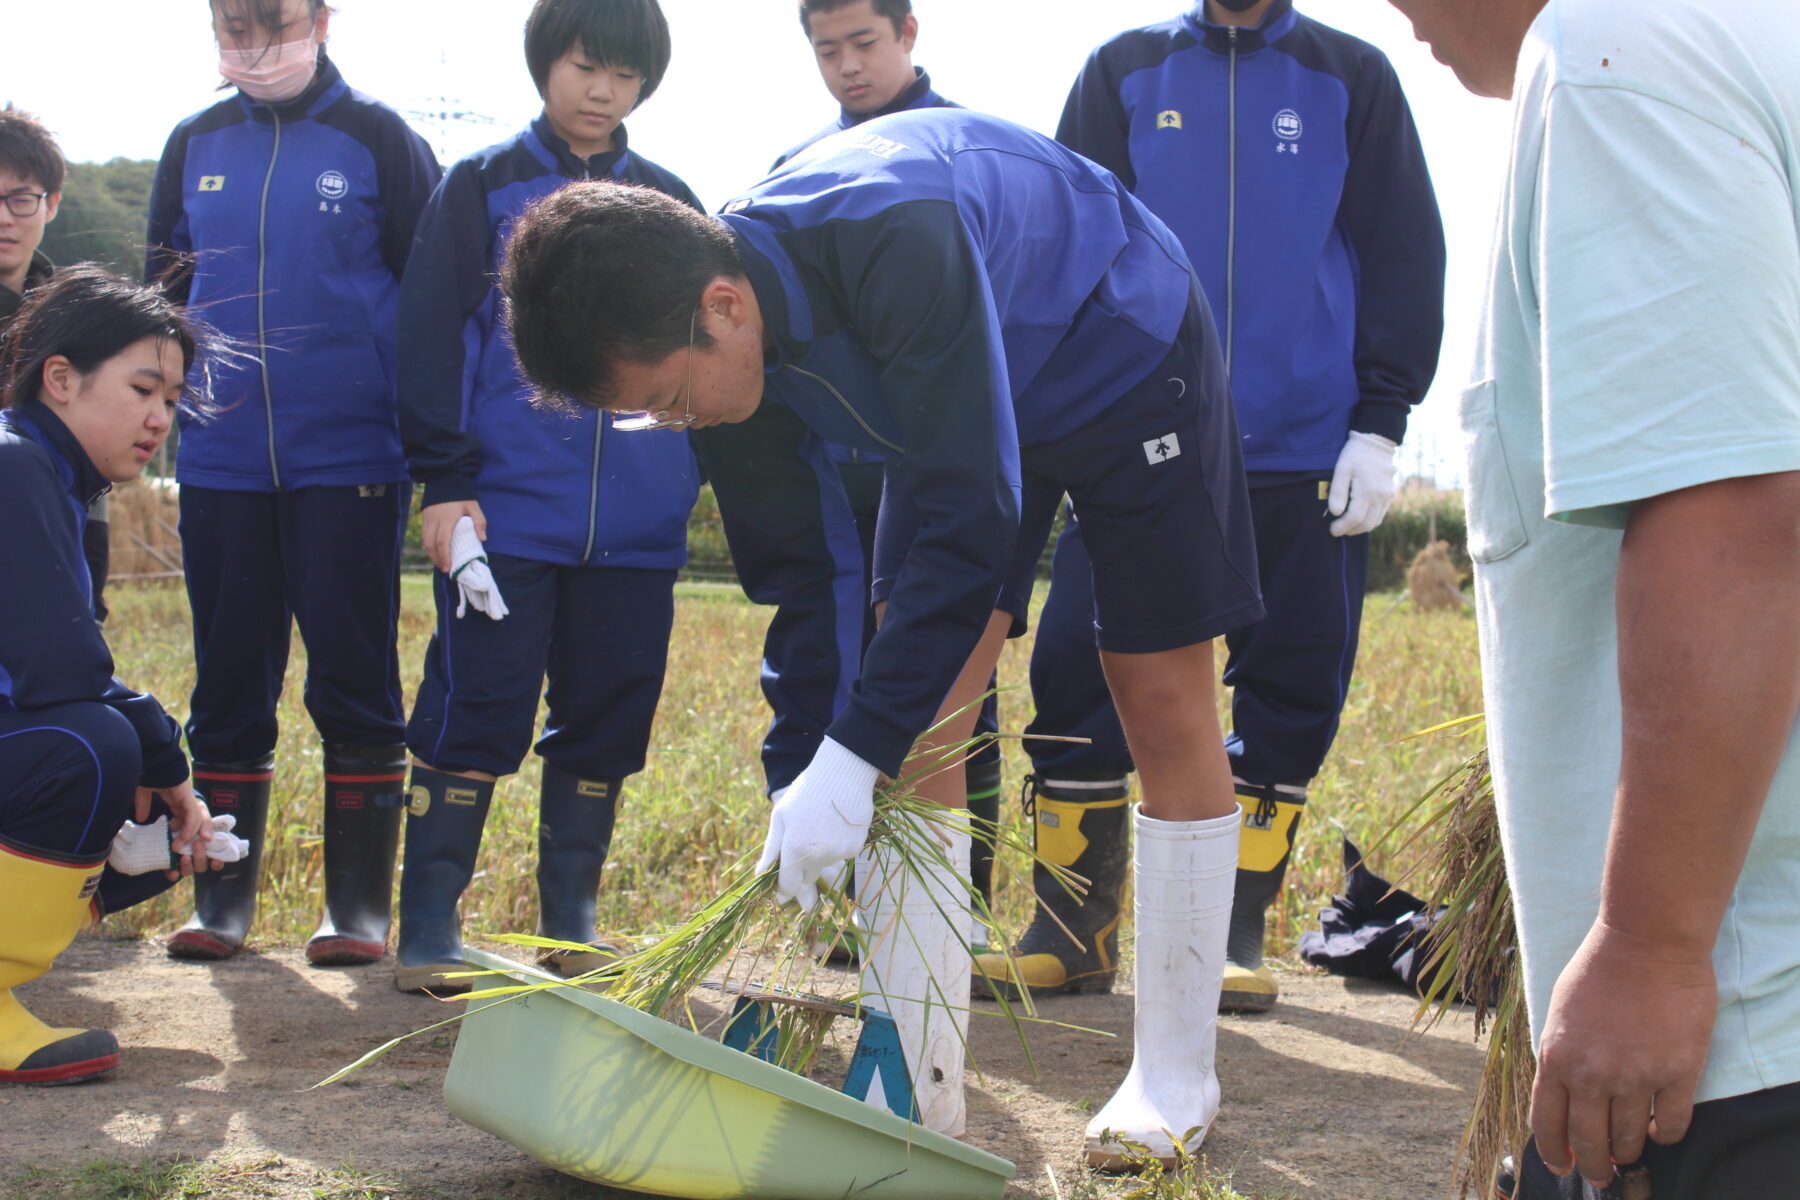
[42,192,60,225]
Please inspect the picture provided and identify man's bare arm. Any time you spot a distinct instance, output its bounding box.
[1532,470,1800,1187]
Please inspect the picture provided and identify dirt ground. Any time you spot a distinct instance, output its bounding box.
[2,933,1483,1200]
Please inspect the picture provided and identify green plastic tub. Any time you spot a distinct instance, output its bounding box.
[444,949,1016,1200]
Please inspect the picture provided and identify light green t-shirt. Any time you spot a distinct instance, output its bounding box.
[1469,0,1800,1102]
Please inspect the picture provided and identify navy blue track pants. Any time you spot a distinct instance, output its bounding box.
[1025,478,1366,786]
[405,554,676,781]
[692,407,864,794]
[179,484,409,763]
[0,702,180,913]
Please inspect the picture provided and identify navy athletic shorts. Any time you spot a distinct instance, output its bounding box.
[872,289,1262,654]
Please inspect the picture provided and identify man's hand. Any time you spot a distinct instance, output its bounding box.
[422,500,487,573]
[1531,921,1716,1188]
[755,737,880,910]
[1326,431,1398,536]
[135,781,214,878]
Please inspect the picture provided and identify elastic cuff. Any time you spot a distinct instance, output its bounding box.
[1349,399,1409,446]
[806,737,882,796]
[419,477,480,508]
[825,704,916,779]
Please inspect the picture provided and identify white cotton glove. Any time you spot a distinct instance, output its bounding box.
[449,515,509,620]
[755,737,880,911]
[109,814,251,876]
[1326,431,1399,537]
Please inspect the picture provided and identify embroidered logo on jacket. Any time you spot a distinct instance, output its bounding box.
[846,132,907,160]
[1273,109,1303,154]
[199,176,226,192]
[316,170,349,199]
[1157,110,1183,131]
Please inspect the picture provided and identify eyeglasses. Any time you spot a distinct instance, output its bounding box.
[1,192,52,218]
[613,303,700,432]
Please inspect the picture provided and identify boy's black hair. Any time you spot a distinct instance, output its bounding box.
[501,181,741,408]
[209,0,332,58]
[0,106,65,196]
[524,0,672,104]
[799,0,912,37]
[2,265,221,415]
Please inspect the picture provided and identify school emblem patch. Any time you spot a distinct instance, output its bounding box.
[1157,110,1183,131]
[199,176,226,192]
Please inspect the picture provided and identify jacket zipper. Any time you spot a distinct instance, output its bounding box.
[1225,25,1239,383]
[782,364,904,454]
[581,157,603,565]
[257,110,284,490]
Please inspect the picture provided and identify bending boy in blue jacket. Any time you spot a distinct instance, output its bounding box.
[985,0,1445,1014]
[392,0,699,994]
[500,109,1261,1166]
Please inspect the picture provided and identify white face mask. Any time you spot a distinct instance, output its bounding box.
[219,33,321,104]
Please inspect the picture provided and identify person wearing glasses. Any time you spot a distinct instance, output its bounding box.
[499,109,1263,1163]
[392,0,700,995]
[0,108,61,328]
[146,0,440,966]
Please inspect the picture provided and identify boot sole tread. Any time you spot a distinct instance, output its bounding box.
[166,929,242,960]
[1,1055,120,1086]
[306,936,387,966]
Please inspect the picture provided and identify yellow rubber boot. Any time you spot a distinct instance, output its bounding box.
[971,777,1130,1000]
[1219,780,1307,1013]
[0,840,119,1085]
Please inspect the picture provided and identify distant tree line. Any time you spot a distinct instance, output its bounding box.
[40,158,157,278]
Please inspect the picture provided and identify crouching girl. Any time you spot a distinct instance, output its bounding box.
[0,267,234,1084]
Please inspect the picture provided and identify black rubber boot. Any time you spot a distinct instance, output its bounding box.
[307,743,406,967]
[534,765,625,978]
[167,757,274,960]
[965,751,1002,950]
[394,767,494,995]
[971,774,1130,1000]
[1220,778,1308,1013]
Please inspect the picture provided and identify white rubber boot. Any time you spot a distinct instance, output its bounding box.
[1085,805,1239,1168]
[851,810,973,1136]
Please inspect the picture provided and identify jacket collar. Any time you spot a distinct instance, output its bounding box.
[836,67,940,131]
[7,399,111,507]
[235,52,349,123]
[719,215,811,371]
[531,113,633,179]
[0,251,54,323]
[1182,0,1299,53]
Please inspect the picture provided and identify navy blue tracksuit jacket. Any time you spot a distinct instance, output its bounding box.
[771,67,959,475]
[0,403,187,790]
[146,56,440,491]
[399,117,699,567]
[717,109,1196,775]
[1059,1,1443,468]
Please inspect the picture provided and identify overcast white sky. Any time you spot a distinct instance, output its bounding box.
[5,1,1512,484]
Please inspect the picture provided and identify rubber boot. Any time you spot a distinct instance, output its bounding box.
[306,743,407,966]
[1086,805,1238,1169]
[167,757,274,960]
[847,810,973,1135]
[394,767,494,995]
[965,752,1002,952]
[1220,778,1307,1013]
[0,840,118,1085]
[534,765,625,978]
[971,775,1130,1000]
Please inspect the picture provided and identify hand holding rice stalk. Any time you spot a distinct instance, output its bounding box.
[318,713,1100,1102]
